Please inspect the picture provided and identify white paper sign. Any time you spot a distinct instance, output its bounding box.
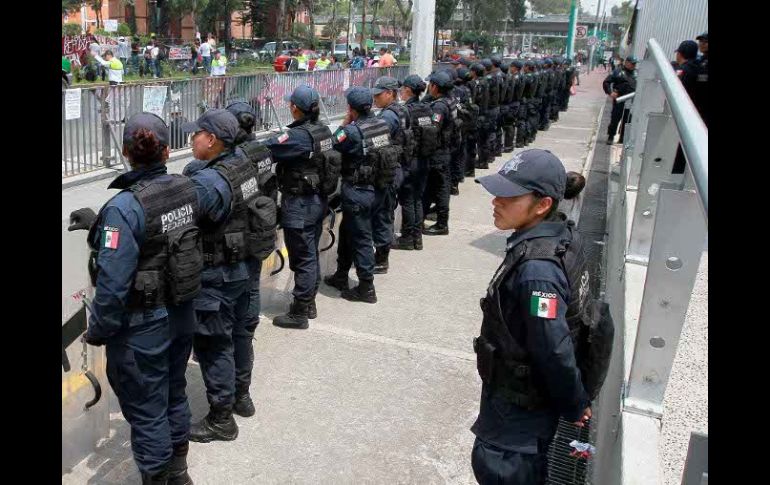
[343,71,350,90]
[65,88,82,120]
[104,19,118,32]
[142,86,168,118]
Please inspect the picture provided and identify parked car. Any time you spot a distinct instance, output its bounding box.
[373,42,401,57]
[273,50,319,72]
[334,42,360,60]
[259,41,301,60]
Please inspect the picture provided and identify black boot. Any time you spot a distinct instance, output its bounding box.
[341,279,377,303]
[423,222,448,235]
[424,210,437,221]
[478,160,489,169]
[373,246,390,274]
[189,407,238,443]
[450,184,459,196]
[391,235,414,250]
[168,443,194,485]
[273,299,310,329]
[413,231,423,250]
[233,392,256,417]
[142,468,170,485]
[324,272,349,292]
[307,298,317,319]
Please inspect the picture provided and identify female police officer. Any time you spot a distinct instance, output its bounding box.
[74,112,200,484]
[471,149,590,484]
[267,85,333,328]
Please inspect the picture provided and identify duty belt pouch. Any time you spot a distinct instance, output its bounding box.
[246,195,278,260]
[223,232,246,264]
[133,270,162,308]
[473,334,496,385]
[319,151,342,196]
[166,227,203,304]
[418,126,439,157]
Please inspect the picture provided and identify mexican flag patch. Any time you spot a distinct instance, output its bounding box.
[334,128,347,142]
[431,113,442,123]
[103,226,120,250]
[530,291,557,319]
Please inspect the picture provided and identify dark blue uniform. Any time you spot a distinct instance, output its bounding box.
[332,117,376,282]
[471,223,590,484]
[265,120,327,302]
[184,155,260,408]
[86,164,195,476]
[451,85,470,186]
[422,93,452,229]
[395,95,429,246]
[373,105,405,250]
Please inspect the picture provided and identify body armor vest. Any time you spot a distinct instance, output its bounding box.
[202,152,277,265]
[434,96,462,151]
[486,73,500,108]
[514,73,526,101]
[407,101,441,158]
[285,122,342,196]
[90,174,203,309]
[474,220,594,409]
[348,116,401,188]
[384,103,415,167]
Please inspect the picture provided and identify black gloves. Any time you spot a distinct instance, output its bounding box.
[68,208,97,232]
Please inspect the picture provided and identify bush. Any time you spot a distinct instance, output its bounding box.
[117,22,132,37]
[63,23,82,37]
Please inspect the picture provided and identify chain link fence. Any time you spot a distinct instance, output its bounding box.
[62,65,410,178]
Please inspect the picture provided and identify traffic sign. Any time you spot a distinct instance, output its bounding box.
[575,25,588,39]
[587,36,598,46]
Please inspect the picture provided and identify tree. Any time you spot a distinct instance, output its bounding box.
[435,0,460,29]
[63,22,82,37]
[507,0,526,27]
[62,0,82,16]
[529,0,570,15]
[611,0,634,23]
[89,0,104,29]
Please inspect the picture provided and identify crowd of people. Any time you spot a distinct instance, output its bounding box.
[67,49,586,483]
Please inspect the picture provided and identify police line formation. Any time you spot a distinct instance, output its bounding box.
[67,53,614,485]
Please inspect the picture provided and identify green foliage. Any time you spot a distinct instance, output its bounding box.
[62,0,82,15]
[117,22,133,36]
[611,0,634,24]
[529,0,570,15]
[507,0,527,27]
[435,0,460,29]
[62,23,82,37]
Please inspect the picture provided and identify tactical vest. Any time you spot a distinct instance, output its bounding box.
[472,77,490,113]
[474,219,611,409]
[277,122,342,197]
[499,72,509,106]
[435,96,463,152]
[235,139,277,201]
[456,85,478,134]
[202,152,277,265]
[536,71,547,97]
[566,67,577,88]
[486,73,500,108]
[353,116,402,188]
[384,103,415,168]
[505,74,517,104]
[89,174,203,309]
[406,101,441,158]
[523,72,536,99]
[515,73,526,101]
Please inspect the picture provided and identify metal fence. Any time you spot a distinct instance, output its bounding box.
[62,65,410,178]
[591,38,707,484]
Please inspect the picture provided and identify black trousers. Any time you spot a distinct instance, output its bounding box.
[607,101,631,142]
[471,437,552,485]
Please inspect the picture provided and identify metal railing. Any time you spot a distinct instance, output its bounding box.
[591,38,708,484]
[62,65,410,179]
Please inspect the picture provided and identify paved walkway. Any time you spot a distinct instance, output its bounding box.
[62,70,608,484]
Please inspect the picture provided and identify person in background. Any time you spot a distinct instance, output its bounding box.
[200,37,212,74]
[151,40,162,78]
[315,52,331,70]
[378,48,396,67]
[191,40,200,75]
[93,49,124,85]
[131,36,141,77]
[117,36,130,75]
[211,49,227,76]
[328,55,343,70]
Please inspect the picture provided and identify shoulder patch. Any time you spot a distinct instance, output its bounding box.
[277,133,289,143]
[103,226,120,250]
[431,113,442,123]
[530,290,558,319]
[334,128,347,142]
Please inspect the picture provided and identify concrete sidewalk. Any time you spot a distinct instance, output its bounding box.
[62,70,608,485]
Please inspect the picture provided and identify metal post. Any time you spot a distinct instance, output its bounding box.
[624,188,706,418]
[626,113,678,265]
[566,0,578,59]
[99,88,112,167]
[624,60,665,190]
[410,0,436,78]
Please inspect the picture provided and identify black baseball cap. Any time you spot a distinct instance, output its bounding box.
[481,58,493,69]
[225,98,256,118]
[491,55,502,67]
[476,149,566,200]
[511,60,524,69]
[696,32,708,41]
[675,40,698,60]
[123,112,169,147]
[402,74,426,91]
[180,109,240,147]
[625,55,639,64]
[426,70,453,89]
[371,76,401,95]
[345,86,373,111]
[283,84,320,112]
[456,66,471,81]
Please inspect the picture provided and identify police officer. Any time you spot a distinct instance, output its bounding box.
[371,76,407,273]
[70,112,199,484]
[671,40,704,174]
[268,85,332,328]
[392,74,434,251]
[560,59,577,112]
[467,63,489,177]
[500,60,518,153]
[452,66,474,190]
[324,86,393,303]
[694,32,708,126]
[471,149,591,485]
[538,58,554,131]
[225,99,269,408]
[603,55,638,144]
[525,60,541,145]
[421,70,454,236]
[181,109,266,441]
[478,59,498,169]
[510,60,527,149]
[549,57,564,123]
[491,55,506,157]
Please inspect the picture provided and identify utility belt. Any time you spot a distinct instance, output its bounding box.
[342,165,374,186]
[278,168,321,196]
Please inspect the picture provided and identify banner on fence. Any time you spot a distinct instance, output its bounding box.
[62,34,119,65]
[143,86,168,118]
[168,46,192,61]
[64,89,82,120]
